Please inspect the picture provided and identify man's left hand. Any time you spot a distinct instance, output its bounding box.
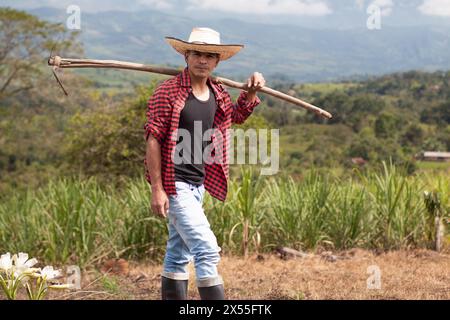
[246,72,265,102]
[247,72,265,91]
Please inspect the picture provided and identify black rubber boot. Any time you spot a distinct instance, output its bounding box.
[198,284,225,300]
[161,276,188,300]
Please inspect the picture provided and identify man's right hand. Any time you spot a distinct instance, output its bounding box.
[151,187,169,218]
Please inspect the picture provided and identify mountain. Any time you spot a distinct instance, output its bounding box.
[29,7,450,82]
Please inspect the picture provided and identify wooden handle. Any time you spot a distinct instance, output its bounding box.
[48,56,332,119]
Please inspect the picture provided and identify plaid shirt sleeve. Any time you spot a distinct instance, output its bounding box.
[231,90,261,124]
[144,86,172,145]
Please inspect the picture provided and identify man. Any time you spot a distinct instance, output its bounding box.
[144,27,265,300]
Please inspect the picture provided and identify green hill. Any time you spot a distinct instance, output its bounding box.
[29,7,450,82]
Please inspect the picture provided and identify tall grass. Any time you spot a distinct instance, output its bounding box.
[0,163,447,267]
[363,162,427,249]
[265,177,305,250]
[0,177,167,267]
[324,181,369,249]
[228,167,266,256]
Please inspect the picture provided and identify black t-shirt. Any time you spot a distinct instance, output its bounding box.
[174,86,217,185]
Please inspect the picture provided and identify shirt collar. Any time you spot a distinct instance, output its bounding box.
[180,67,191,88]
[180,67,225,100]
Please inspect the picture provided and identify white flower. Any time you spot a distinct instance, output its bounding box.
[12,252,38,276]
[0,252,13,272]
[40,266,61,280]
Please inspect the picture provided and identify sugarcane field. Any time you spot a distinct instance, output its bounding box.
[1,2,449,307]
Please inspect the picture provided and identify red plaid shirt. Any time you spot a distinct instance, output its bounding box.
[144,67,260,201]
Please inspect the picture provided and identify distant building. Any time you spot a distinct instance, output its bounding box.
[415,151,450,162]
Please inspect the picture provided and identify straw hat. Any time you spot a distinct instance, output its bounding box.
[165,27,243,61]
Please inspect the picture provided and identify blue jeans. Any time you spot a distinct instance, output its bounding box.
[162,181,223,287]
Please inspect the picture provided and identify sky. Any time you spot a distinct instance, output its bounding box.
[3,0,450,21]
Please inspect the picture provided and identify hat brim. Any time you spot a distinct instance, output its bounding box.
[165,37,243,61]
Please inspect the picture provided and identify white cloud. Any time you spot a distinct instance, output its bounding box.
[369,0,394,16]
[418,0,450,16]
[187,0,332,16]
[138,0,174,10]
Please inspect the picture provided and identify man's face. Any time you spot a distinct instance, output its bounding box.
[185,50,220,78]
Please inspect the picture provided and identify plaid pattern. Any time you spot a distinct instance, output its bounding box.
[144,67,260,201]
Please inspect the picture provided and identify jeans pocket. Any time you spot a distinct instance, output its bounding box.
[175,181,188,190]
[199,185,206,203]
[174,181,189,198]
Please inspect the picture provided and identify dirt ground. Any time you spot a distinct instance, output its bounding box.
[51,248,450,300]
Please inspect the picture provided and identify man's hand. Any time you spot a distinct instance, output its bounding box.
[246,72,265,102]
[151,186,169,218]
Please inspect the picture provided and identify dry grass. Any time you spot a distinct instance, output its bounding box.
[50,248,450,300]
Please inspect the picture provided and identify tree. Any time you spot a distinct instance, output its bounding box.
[63,82,158,178]
[420,101,450,125]
[347,135,377,161]
[421,137,446,152]
[436,125,450,150]
[308,91,352,124]
[401,123,424,146]
[374,112,400,139]
[0,7,81,101]
[348,94,385,132]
